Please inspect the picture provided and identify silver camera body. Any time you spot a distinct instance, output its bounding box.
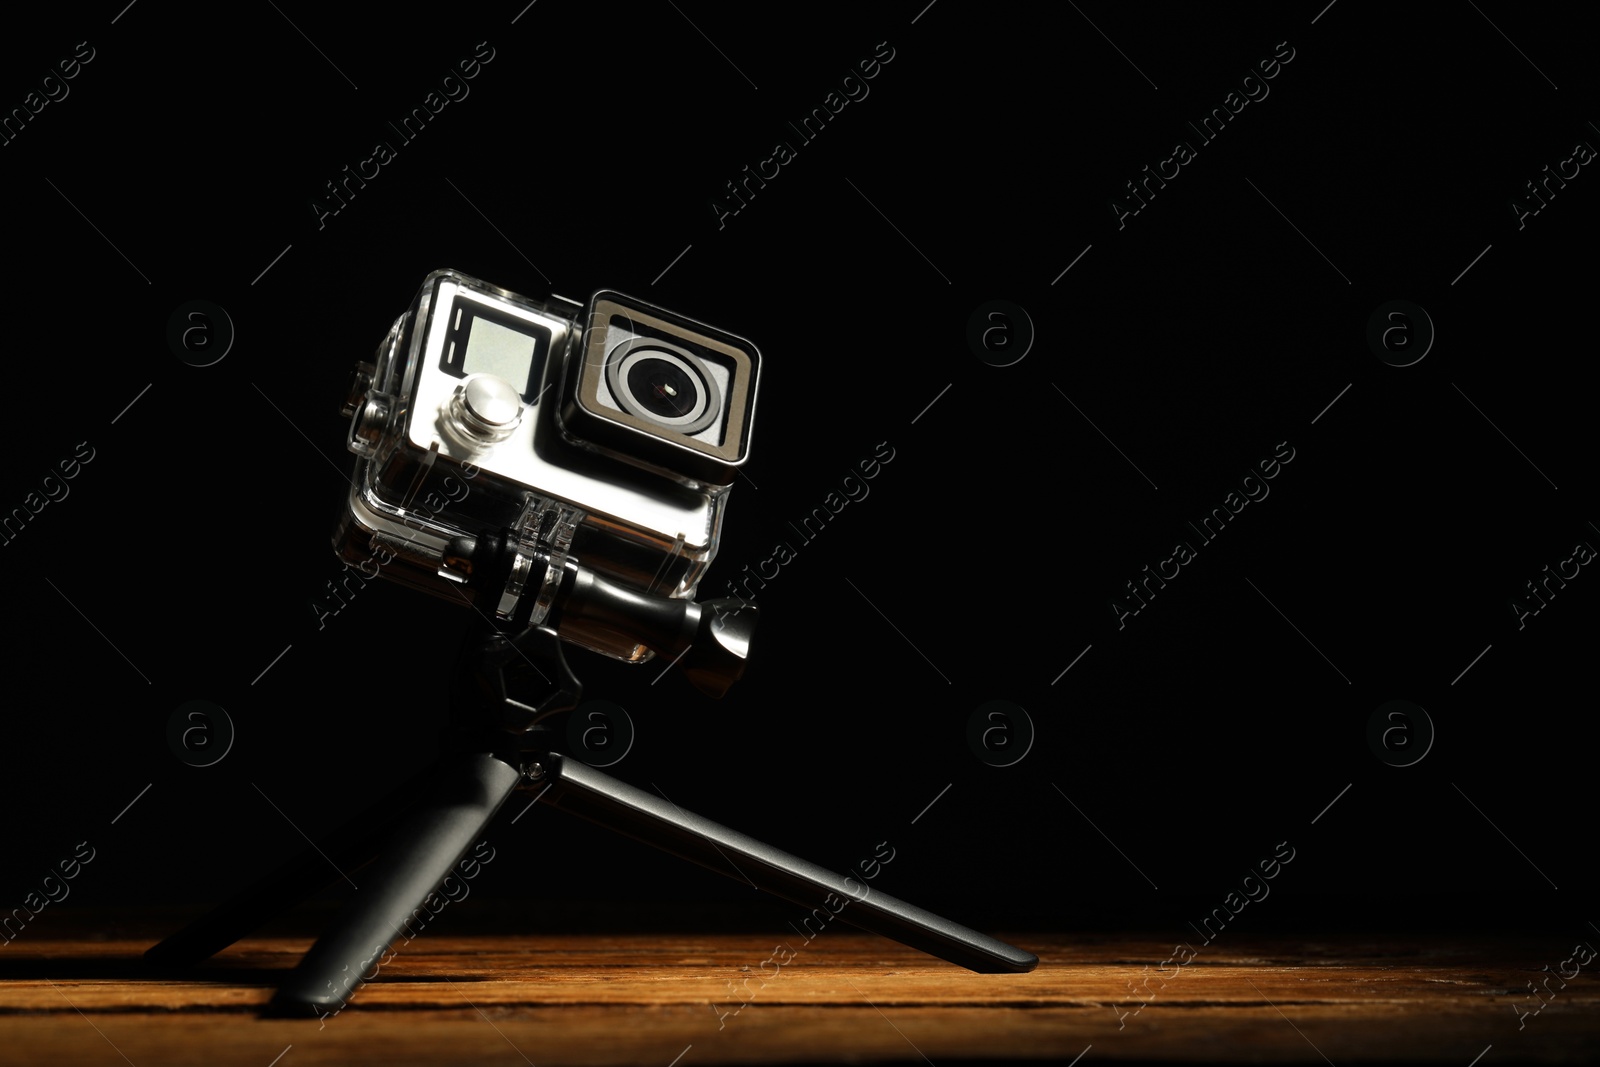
[334,269,760,666]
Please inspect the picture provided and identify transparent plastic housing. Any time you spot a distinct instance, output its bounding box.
[332,269,756,663]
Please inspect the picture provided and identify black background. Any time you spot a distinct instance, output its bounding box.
[2,0,1595,959]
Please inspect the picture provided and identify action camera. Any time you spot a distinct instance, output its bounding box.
[334,269,760,682]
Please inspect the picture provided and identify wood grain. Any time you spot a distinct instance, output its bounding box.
[1,926,1595,1065]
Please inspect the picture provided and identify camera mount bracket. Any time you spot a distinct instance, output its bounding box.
[146,535,1035,1018]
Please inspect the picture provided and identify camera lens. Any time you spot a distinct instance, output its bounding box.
[628,358,698,420]
[606,339,722,436]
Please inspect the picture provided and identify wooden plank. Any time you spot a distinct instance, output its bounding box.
[1,931,1596,1064]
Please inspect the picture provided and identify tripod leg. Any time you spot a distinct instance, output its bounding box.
[539,754,1037,973]
[266,752,523,1016]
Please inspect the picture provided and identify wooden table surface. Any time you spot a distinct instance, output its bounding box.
[1,918,1595,1066]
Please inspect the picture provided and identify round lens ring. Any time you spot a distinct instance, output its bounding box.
[605,338,721,435]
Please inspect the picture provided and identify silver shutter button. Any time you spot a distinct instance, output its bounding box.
[446,374,523,445]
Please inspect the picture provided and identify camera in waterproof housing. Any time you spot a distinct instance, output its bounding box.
[334,269,761,695]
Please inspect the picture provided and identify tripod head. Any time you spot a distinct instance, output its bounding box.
[448,525,758,742]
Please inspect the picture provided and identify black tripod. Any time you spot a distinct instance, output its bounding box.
[146,542,1037,1017]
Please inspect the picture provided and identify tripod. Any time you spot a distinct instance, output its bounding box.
[146,553,1037,1017]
